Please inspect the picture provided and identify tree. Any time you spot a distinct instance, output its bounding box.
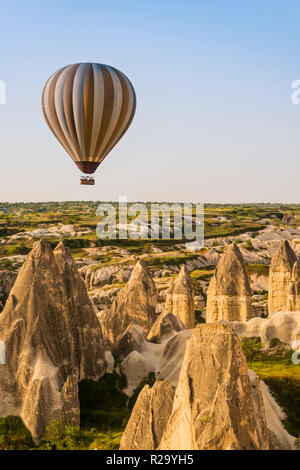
[240,336,263,363]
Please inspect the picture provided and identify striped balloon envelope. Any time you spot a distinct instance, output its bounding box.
[42,63,136,182]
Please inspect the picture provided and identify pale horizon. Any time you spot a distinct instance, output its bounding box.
[1,1,300,203]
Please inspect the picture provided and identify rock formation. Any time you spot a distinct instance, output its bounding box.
[206,243,253,323]
[114,323,147,360]
[165,265,195,328]
[123,324,293,449]
[100,260,157,347]
[156,329,193,386]
[226,311,300,348]
[268,240,298,315]
[120,380,175,450]
[159,324,273,450]
[287,262,300,311]
[147,310,184,344]
[248,370,295,450]
[121,351,153,396]
[0,239,105,442]
[0,270,17,310]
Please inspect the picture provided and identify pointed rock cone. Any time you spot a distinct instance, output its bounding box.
[0,239,105,442]
[165,265,195,328]
[120,380,175,450]
[206,243,253,323]
[268,240,298,315]
[287,261,300,311]
[53,241,105,377]
[100,260,157,347]
[147,310,185,344]
[159,324,274,450]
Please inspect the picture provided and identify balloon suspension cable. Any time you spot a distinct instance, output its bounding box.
[80,175,95,185]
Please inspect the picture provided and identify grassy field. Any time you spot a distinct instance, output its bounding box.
[250,355,300,438]
[0,201,298,258]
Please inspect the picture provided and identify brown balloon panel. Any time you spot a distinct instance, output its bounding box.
[75,162,100,174]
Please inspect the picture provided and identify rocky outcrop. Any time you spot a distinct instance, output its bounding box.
[206,243,253,323]
[0,270,17,310]
[268,240,298,315]
[165,265,195,328]
[248,370,295,450]
[118,326,191,395]
[147,311,184,344]
[123,324,293,450]
[80,264,132,288]
[100,260,157,347]
[159,325,276,450]
[156,329,193,386]
[287,262,300,311]
[120,380,175,450]
[121,351,153,396]
[114,323,147,360]
[0,239,105,442]
[227,311,300,347]
[282,215,295,225]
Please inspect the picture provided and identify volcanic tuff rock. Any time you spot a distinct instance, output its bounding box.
[100,260,157,347]
[118,326,191,395]
[226,311,300,347]
[159,325,276,450]
[122,324,292,450]
[80,264,132,288]
[165,265,195,328]
[0,239,105,442]
[156,329,193,386]
[268,240,298,315]
[0,270,17,310]
[147,310,185,344]
[113,323,147,360]
[120,380,175,450]
[287,261,300,311]
[206,243,253,323]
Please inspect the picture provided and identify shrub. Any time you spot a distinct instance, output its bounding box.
[63,238,91,249]
[0,415,34,450]
[89,431,123,450]
[245,239,254,251]
[241,336,263,363]
[245,264,269,276]
[79,372,128,431]
[195,309,205,324]
[41,419,86,450]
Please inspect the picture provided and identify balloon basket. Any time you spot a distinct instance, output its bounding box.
[80,176,95,185]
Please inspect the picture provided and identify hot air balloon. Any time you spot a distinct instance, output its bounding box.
[42,63,136,185]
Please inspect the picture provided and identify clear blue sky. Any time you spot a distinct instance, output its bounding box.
[1,0,300,203]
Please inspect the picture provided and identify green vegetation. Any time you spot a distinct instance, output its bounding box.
[250,354,300,438]
[244,239,254,251]
[79,371,128,431]
[190,268,215,282]
[245,264,269,276]
[39,419,123,450]
[78,371,156,449]
[241,343,300,438]
[0,415,34,450]
[241,337,263,363]
[0,371,157,450]
[144,253,199,269]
